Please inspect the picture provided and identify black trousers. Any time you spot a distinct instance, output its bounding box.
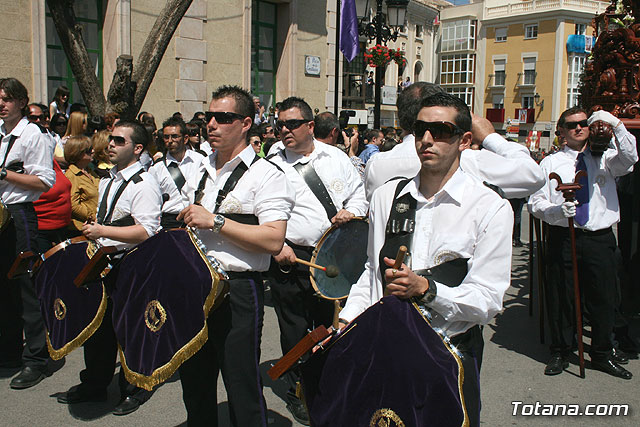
[268,244,334,389]
[450,325,484,427]
[545,225,617,360]
[179,272,267,427]
[0,203,48,369]
[78,298,151,402]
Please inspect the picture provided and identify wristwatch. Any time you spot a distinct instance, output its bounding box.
[0,168,7,180]
[210,214,225,233]
[416,277,437,304]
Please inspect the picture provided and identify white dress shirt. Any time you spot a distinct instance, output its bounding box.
[268,139,368,247]
[187,145,295,272]
[149,149,204,215]
[97,161,162,250]
[0,118,56,204]
[528,127,637,231]
[364,133,545,201]
[341,169,513,338]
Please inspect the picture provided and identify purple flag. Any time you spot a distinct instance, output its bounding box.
[340,0,359,62]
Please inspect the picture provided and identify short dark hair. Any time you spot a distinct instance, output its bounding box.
[29,103,49,119]
[211,85,254,123]
[364,128,383,142]
[558,107,587,128]
[313,112,339,139]
[114,120,150,149]
[419,93,472,133]
[280,97,314,121]
[162,116,187,136]
[397,82,445,132]
[0,78,29,115]
[248,124,262,141]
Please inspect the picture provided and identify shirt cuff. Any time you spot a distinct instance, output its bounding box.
[481,133,504,152]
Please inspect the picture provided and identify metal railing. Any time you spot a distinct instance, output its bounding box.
[485,0,607,19]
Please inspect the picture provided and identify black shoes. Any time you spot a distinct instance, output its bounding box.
[9,366,46,389]
[286,390,310,426]
[612,348,629,365]
[57,386,108,404]
[591,357,633,380]
[544,354,568,376]
[112,396,141,416]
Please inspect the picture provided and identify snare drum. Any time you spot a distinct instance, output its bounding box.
[33,237,108,360]
[110,228,228,390]
[310,217,369,300]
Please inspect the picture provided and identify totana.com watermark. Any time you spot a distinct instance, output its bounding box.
[512,401,629,416]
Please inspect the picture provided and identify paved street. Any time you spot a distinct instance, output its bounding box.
[1,213,638,426]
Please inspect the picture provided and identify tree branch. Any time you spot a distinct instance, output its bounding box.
[46,0,106,115]
[132,0,194,115]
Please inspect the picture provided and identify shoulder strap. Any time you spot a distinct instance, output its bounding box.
[293,161,338,220]
[483,181,506,199]
[164,158,186,192]
[99,169,145,225]
[378,178,416,286]
[194,155,260,210]
[1,135,18,168]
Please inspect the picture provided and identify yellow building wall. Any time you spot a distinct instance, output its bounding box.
[483,18,559,124]
[0,0,35,98]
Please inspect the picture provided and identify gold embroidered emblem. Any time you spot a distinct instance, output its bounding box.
[595,175,606,186]
[370,408,405,426]
[395,202,409,214]
[220,195,242,214]
[144,300,167,332]
[54,298,67,320]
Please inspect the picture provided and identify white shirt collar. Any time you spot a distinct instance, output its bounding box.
[110,161,144,180]
[0,117,29,137]
[398,168,467,206]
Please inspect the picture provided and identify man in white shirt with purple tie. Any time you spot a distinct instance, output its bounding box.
[528,107,638,380]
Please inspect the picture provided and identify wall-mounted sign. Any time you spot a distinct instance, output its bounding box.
[382,86,397,105]
[305,56,321,76]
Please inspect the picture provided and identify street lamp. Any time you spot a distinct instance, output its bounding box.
[357,0,409,128]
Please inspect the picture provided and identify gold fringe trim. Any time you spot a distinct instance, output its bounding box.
[46,285,108,360]
[119,229,224,391]
[411,301,469,427]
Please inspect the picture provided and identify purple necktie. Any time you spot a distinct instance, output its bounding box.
[574,152,589,226]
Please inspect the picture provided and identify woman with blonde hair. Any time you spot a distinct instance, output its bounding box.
[55,111,88,167]
[64,135,99,233]
[90,130,113,178]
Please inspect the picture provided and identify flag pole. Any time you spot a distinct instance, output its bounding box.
[334,0,341,116]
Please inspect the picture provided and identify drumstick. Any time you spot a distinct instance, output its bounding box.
[295,258,339,278]
[384,245,408,296]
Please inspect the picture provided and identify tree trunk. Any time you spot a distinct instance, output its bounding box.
[46,0,106,116]
[47,0,194,119]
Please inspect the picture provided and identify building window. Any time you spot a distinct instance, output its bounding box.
[416,45,422,58]
[343,42,367,109]
[522,95,534,109]
[251,0,277,108]
[416,24,423,39]
[46,0,103,104]
[444,87,474,110]
[493,59,506,86]
[441,19,476,52]
[492,94,504,109]
[567,54,586,108]
[575,23,587,35]
[439,54,475,85]
[522,57,536,85]
[524,24,538,39]
[495,27,507,42]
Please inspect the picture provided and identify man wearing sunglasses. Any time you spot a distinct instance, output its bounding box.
[57,120,162,415]
[0,78,55,390]
[149,116,204,229]
[177,85,295,427]
[363,82,545,201]
[340,93,513,427]
[265,96,367,424]
[529,107,638,380]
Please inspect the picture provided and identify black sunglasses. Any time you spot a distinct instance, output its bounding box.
[274,119,311,134]
[188,129,200,137]
[108,135,128,146]
[413,120,464,140]
[28,114,45,121]
[564,119,588,130]
[53,121,67,127]
[205,111,246,124]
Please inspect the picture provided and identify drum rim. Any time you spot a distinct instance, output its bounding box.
[310,216,368,301]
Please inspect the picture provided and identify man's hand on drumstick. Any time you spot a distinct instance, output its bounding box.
[331,208,354,226]
[383,257,429,299]
[82,220,104,240]
[178,204,215,229]
[273,244,296,265]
